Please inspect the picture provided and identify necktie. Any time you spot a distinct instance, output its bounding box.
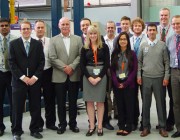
[161,28,166,42]
[25,41,30,55]
[176,35,180,68]
[134,37,140,56]
[3,37,9,70]
[39,39,43,46]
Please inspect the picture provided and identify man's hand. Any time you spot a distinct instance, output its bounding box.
[64,65,73,75]
[163,79,169,86]
[118,83,124,88]
[22,76,30,85]
[137,78,142,85]
[28,77,37,86]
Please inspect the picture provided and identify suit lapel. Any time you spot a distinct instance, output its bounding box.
[28,38,35,56]
[59,35,69,57]
[69,36,73,57]
[19,38,27,56]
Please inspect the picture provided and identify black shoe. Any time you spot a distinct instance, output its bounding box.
[47,125,58,130]
[171,131,180,138]
[97,129,103,136]
[30,132,43,139]
[37,127,43,132]
[57,127,66,134]
[0,130,4,136]
[70,126,79,133]
[86,127,96,136]
[103,123,114,130]
[166,125,174,131]
[13,135,21,140]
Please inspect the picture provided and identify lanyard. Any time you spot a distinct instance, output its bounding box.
[175,36,180,56]
[160,25,170,42]
[91,46,98,65]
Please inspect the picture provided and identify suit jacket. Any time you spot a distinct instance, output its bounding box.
[8,37,45,87]
[49,34,83,83]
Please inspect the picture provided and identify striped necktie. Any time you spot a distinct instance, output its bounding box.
[161,28,166,42]
[3,37,9,70]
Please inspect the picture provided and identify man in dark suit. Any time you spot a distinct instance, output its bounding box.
[80,18,114,130]
[9,20,45,140]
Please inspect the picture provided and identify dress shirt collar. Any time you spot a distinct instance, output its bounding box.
[35,36,45,43]
[0,33,10,41]
[104,34,115,41]
[133,33,143,41]
[147,38,158,46]
[22,37,31,43]
[60,33,70,38]
[160,24,170,31]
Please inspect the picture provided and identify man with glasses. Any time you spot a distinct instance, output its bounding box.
[0,18,17,137]
[9,20,45,140]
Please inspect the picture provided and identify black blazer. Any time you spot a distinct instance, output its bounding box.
[8,37,45,87]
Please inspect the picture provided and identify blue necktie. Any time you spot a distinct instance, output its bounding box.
[134,37,140,56]
[25,41,30,55]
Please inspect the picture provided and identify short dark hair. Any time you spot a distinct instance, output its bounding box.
[0,18,10,24]
[147,23,157,31]
[80,18,91,24]
[121,16,131,22]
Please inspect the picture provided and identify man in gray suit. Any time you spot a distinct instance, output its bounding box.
[49,17,83,135]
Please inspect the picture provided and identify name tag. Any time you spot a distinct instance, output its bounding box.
[144,47,149,53]
[93,68,100,75]
[119,73,126,79]
[175,58,178,66]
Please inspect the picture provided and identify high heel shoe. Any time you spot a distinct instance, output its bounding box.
[86,126,96,136]
[97,129,103,136]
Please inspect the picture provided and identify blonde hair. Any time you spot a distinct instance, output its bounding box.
[84,25,103,49]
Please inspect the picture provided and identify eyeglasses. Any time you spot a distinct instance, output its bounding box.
[0,24,9,27]
[119,38,127,41]
[21,28,31,31]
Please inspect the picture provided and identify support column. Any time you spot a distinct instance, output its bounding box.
[51,0,62,36]
[73,0,84,36]
[0,0,9,18]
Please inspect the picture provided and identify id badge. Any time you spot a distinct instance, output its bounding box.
[144,47,149,53]
[119,73,126,79]
[93,68,100,75]
[175,58,178,66]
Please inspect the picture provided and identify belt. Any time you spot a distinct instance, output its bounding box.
[87,63,104,66]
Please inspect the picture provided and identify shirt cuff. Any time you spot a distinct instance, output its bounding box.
[20,75,25,81]
[33,75,38,80]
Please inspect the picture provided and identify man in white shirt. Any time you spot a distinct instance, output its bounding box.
[157,8,175,132]
[104,21,117,120]
[34,20,57,131]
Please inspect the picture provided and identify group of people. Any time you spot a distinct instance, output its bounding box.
[0,7,180,140]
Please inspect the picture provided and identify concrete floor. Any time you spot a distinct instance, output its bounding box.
[1,96,177,140]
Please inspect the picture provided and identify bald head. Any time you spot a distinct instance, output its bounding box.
[58,17,70,36]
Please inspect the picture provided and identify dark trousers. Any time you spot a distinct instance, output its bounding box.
[171,69,180,131]
[39,68,56,128]
[55,78,79,128]
[113,86,135,131]
[12,83,41,135]
[0,71,12,131]
[166,79,175,126]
